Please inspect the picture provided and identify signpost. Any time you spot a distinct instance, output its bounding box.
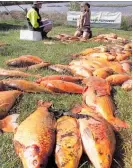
[67,11,122,28]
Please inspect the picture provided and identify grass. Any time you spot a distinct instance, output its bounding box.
[0,21,132,168]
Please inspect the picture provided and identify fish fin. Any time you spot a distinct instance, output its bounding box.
[37,101,52,108]
[83,127,93,139]
[71,104,83,114]
[0,114,19,133]
[109,117,130,130]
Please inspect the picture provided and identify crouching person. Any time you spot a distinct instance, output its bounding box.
[27,1,53,39]
[74,2,92,40]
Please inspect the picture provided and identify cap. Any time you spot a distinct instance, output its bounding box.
[33,1,43,5]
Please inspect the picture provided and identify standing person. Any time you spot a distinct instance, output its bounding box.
[74,2,92,39]
[27,1,53,39]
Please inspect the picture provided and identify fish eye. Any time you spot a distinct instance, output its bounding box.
[61,77,64,80]
[33,159,38,166]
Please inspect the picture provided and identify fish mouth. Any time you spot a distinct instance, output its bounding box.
[83,86,88,93]
[14,141,44,168]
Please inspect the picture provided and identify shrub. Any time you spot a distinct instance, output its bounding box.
[121,15,132,31]
[68,2,80,11]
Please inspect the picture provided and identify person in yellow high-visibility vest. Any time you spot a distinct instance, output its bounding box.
[27,1,53,39]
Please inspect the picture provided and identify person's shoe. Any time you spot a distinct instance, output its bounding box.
[89,31,92,38]
[42,36,48,40]
[43,36,52,40]
[42,31,48,39]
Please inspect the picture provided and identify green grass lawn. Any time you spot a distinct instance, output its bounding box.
[0,23,132,168]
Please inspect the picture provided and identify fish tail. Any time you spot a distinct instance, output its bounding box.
[37,100,53,108]
[0,114,19,133]
[109,117,130,130]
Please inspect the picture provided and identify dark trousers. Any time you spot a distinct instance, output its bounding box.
[27,21,47,38]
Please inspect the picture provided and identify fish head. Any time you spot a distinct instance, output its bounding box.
[83,77,111,96]
[20,144,47,168]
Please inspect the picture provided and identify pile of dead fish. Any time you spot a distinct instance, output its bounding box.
[0,33,132,168]
[0,55,83,94]
[88,33,129,43]
[50,41,132,91]
[56,33,130,44]
[56,33,88,43]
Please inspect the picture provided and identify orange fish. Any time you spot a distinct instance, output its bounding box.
[19,55,44,63]
[69,59,101,70]
[0,68,40,78]
[93,67,113,79]
[6,57,37,67]
[0,90,22,118]
[56,34,71,40]
[106,74,131,85]
[108,62,125,73]
[69,65,92,78]
[13,101,56,168]
[83,76,111,95]
[36,75,82,84]
[0,114,19,133]
[6,55,44,67]
[76,107,116,168]
[48,64,70,73]
[23,62,50,70]
[40,80,84,94]
[92,58,110,67]
[83,77,129,129]
[77,48,100,56]
[2,79,52,93]
[56,34,80,42]
[10,62,50,72]
[55,116,82,168]
[89,52,116,61]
